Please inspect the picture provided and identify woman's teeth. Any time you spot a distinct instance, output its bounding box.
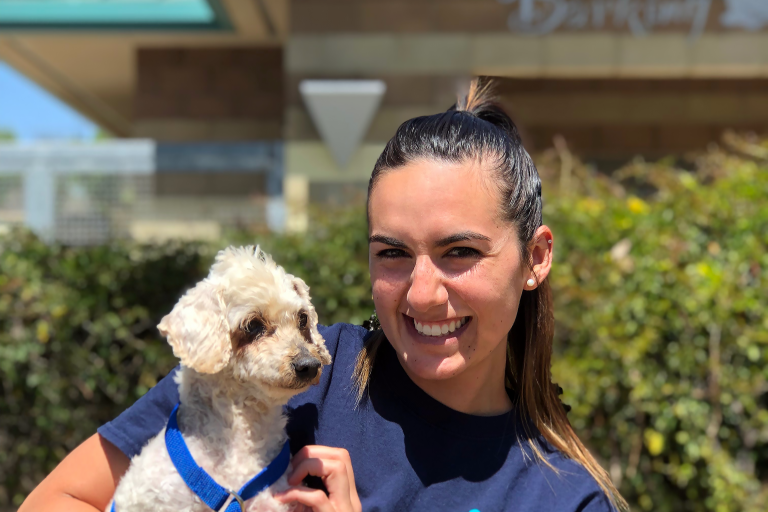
[414,317,468,336]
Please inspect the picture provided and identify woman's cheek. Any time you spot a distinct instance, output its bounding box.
[464,285,517,346]
[372,274,405,320]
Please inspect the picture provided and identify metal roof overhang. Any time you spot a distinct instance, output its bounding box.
[0,0,286,136]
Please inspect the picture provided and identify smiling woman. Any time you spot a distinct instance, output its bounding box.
[366,157,536,415]
[356,79,628,510]
[21,79,627,512]
[360,89,547,393]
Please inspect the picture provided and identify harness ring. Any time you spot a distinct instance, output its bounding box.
[222,489,246,512]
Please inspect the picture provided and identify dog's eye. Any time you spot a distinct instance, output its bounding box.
[243,318,266,337]
[298,311,308,330]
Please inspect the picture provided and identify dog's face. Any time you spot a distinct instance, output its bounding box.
[158,246,331,399]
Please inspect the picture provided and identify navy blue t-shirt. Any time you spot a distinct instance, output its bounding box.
[99,323,614,512]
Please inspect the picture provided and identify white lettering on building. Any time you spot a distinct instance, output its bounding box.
[498,0,713,38]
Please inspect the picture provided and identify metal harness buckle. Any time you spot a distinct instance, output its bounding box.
[220,489,246,512]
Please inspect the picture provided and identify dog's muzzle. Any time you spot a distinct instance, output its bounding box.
[292,355,322,381]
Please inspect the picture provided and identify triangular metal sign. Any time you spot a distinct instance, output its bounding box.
[300,80,386,168]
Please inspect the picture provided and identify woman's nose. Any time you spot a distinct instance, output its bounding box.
[406,256,448,312]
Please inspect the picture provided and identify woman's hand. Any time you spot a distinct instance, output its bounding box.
[274,445,362,512]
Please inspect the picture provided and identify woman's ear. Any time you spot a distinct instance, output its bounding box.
[526,225,554,288]
[157,281,232,374]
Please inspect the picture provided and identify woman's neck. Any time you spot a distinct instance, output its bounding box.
[400,341,513,416]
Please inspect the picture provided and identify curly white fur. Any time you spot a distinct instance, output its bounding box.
[111,246,331,512]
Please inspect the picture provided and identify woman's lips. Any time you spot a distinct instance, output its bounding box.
[413,316,469,336]
[402,313,471,342]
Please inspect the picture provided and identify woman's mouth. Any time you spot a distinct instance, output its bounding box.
[403,314,472,339]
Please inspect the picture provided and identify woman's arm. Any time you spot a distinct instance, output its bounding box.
[18,434,129,512]
[20,368,179,512]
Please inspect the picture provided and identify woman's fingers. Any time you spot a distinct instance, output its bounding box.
[274,487,334,512]
[282,445,362,512]
[290,445,360,507]
[289,458,350,497]
[291,446,356,486]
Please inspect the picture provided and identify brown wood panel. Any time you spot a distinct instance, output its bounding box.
[291,1,363,33]
[159,66,211,95]
[136,47,283,130]
[494,78,768,95]
[135,94,183,118]
[284,75,768,157]
[501,78,768,155]
[183,94,235,118]
[155,173,267,196]
[134,119,282,141]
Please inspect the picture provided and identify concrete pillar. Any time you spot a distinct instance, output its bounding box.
[266,142,286,233]
[23,150,56,242]
[284,174,309,233]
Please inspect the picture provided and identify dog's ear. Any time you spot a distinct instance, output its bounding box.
[291,275,311,301]
[158,281,232,374]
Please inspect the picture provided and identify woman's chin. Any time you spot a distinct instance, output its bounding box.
[385,319,472,380]
[399,349,468,381]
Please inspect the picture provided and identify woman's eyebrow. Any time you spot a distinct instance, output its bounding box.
[435,231,491,247]
[368,234,408,248]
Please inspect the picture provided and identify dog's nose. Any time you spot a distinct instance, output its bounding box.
[292,357,321,380]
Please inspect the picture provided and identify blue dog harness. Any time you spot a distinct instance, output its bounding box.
[111,402,291,512]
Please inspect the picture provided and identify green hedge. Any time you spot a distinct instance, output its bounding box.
[2,135,767,510]
[542,134,768,511]
[0,210,374,509]
[0,235,209,507]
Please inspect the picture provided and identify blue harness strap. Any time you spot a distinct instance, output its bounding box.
[166,403,292,512]
[112,403,291,512]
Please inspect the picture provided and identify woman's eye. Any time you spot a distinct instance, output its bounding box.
[446,246,481,258]
[376,248,409,259]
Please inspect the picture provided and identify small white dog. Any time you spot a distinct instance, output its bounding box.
[111,246,331,512]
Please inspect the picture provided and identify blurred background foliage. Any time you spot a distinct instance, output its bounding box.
[542,132,768,512]
[1,133,767,510]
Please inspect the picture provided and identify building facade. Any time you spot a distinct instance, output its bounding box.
[1,0,767,233]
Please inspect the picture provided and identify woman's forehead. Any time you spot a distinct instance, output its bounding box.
[368,159,505,238]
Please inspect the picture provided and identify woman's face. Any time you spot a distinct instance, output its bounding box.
[368,159,548,383]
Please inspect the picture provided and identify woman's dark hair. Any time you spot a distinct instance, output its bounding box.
[354,79,627,511]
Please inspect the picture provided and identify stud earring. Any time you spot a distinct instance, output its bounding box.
[526,278,535,287]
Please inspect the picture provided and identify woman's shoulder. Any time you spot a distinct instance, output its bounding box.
[518,446,618,512]
[317,322,369,363]
[284,323,369,444]
[318,321,368,343]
